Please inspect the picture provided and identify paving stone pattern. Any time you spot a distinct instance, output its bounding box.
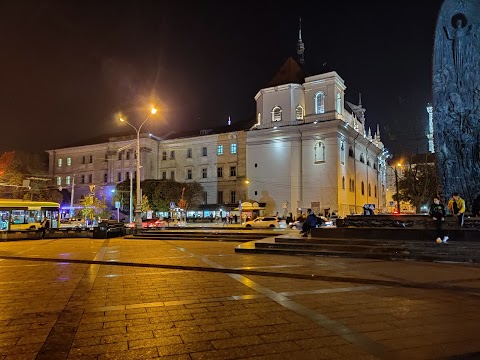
[0,237,477,359]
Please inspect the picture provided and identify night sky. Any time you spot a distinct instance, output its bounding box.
[0,0,444,155]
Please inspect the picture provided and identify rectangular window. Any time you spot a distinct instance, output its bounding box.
[67,157,71,166]
[217,191,223,204]
[230,191,236,204]
[230,143,237,154]
[162,171,167,180]
[126,172,130,180]
[187,148,192,158]
[340,142,345,165]
[202,168,207,179]
[187,169,192,180]
[217,145,223,155]
[117,172,121,182]
[81,175,85,184]
[56,176,61,186]
[82,156,86,164]
[217,167,223,178]
[104,173,107,183]
[202,147,207,156]
[89,155,93,163]
[170,150,175,160]
[66,175,71,185]
[203,191,208,204]
[162,151,167,161]
[170,171,175,180]
[57,158,62,167]
[230,166,236,177]
[88,174,92,183]
[126,151,130,160]
[118,152,122,160]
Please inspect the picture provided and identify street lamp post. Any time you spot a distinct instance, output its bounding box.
[120,107,157,231]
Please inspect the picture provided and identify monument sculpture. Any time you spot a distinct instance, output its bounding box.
[433,0,480,208]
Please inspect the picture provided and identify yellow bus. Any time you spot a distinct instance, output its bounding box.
[0,199,60,231]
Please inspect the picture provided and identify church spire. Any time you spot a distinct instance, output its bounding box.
[296,17,305,65]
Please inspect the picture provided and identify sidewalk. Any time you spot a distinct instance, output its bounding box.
[0,236,478,359]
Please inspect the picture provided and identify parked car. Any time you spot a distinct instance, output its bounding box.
[125,218,166,229]
[59,218,87,229]
[243,216,287,229]
[289,216,334,229]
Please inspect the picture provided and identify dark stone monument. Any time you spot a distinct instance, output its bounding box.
[433,0,480,208]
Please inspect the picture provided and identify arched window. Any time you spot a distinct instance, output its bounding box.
[350,179,355,192]
[271,106,282,122]
[340,141,345,165]
[374,185,377,198]
[257,112,261,125]
[342,176,345,190]
[348,146,354,157]
[360,153,365,163]
[295,105,304,121]
[373,162,377,170]
[368,183,371,197]
[314,141,326,163]
[361,181,365,195]
[367,158,371,167]
[336,92,342,113]
[315,92,325,114]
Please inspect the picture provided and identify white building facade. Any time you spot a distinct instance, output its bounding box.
[248,70,387,218]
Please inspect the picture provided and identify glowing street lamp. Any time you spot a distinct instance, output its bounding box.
[119,106,157,231]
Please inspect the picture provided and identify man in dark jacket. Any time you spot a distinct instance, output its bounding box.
[300,209,317,237]
[429,197,447,243]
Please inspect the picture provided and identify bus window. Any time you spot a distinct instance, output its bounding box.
[0,211,9,231]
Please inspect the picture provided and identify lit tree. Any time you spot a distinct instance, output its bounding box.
[80,195,108,221]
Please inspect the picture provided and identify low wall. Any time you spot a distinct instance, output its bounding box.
[314,214,480,241]
[336,214,480,230]
[0,229,93,241]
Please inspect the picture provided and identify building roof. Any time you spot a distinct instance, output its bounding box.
[51,116,257,151]
[267,57,308,87]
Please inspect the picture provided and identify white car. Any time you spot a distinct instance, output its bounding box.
[289,216,334,229]
[59,218,87,229]
[243,216,287,229]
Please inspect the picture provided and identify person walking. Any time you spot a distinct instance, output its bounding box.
[429,197,448,243]
[447,192,466,227]
[40,217,50,239]
[300,209,317,237]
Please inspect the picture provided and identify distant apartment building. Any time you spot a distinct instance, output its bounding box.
[46,130,247,217]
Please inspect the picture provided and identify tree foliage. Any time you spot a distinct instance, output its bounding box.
[0,151,62,202]
[80,195,109,220]
[114,179,204,215]
[396,163,439,212]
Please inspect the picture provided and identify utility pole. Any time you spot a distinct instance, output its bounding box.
[129,171,133,223]
[70,174,75,218]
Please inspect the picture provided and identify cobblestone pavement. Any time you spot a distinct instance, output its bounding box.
[0,237,478,359]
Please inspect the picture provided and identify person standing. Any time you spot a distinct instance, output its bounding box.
[429,197,448,243]
[448,192,466,227]
[300,209,317,237]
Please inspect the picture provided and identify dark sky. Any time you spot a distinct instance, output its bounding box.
[0,0,444,155]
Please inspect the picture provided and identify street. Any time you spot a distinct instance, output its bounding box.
[0,236,478,359]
